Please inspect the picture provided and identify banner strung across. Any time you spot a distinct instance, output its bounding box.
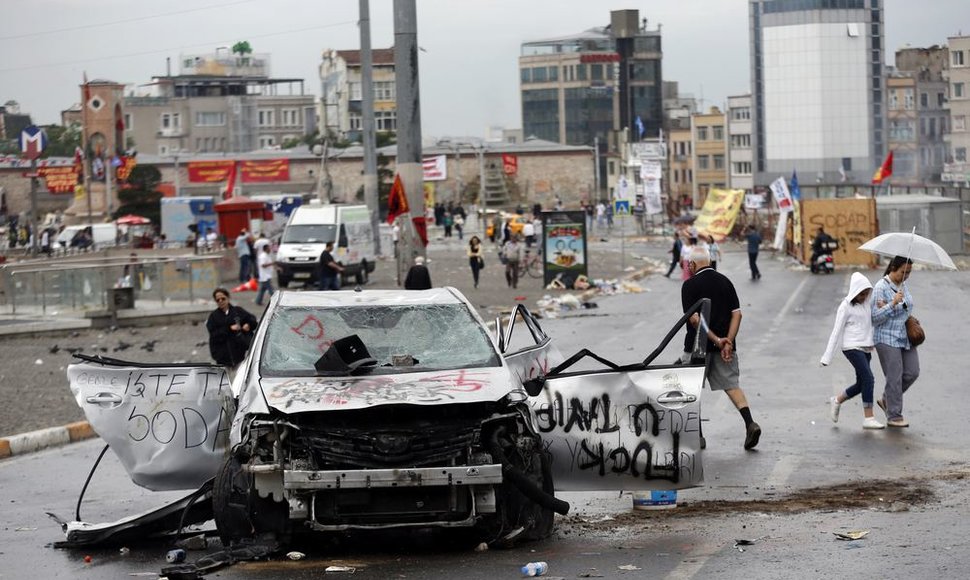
[693,188,744,241]
[187,160,233,183]
[241,159,289,183]
[542,211,588,289]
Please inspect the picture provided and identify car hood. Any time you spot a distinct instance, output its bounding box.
[258,366,512,414]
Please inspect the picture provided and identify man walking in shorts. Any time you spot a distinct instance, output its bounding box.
[681,246,762,450]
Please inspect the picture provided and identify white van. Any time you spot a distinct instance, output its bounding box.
[276,204,376,287]
[54,223,119,250]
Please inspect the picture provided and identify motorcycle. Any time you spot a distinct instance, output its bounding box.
[810,239,838,274]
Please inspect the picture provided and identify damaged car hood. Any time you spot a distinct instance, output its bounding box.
[258,367,514,413]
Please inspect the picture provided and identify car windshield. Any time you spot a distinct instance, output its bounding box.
[282,224,337,244]
[260,303,502,376]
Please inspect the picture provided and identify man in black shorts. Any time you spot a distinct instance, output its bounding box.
[681,246,762,450]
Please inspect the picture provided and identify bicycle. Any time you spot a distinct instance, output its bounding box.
[517,248,543,279]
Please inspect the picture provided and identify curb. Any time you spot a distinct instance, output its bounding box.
[0,421,97,459]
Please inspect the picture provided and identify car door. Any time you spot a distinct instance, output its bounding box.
[67,354,234,491]
[496,304,564,389]
[524,299,712,491]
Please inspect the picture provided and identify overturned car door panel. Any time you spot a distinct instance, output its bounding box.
[497,305,564,390]
[533,364,704,491]
[68,357,234,491]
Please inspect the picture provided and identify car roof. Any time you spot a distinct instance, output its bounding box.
[275,287,467,308]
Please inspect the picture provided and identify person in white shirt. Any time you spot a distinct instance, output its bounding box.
[821,272,883,429]
[522,220,536,250]
[254,245,277,306]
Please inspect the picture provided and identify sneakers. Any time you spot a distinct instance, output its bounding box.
[829,397,841,423]
[887,417,910,428]
[862,417,885,430]
[744,422,762,450]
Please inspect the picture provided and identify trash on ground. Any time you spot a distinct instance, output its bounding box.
[325,565,357,574]
[521,561,548,576]
[176,534,207,551]
[474,542,489,552]
[118,547,130,555]
[165,548,186,563]
[833,530,869,541]
[733,536,769,552]
[286,551,306,560]
[579,570,604,578]
[617,564,641,571]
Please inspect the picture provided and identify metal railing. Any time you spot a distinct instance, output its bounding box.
[0,255,225,316]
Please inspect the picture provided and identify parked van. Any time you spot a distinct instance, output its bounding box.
[276,204,376,287]
[54,223,119,250]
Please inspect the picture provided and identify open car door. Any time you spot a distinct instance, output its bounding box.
[67,354,234,491]
[525,299,711,491]
[495,304,564,389]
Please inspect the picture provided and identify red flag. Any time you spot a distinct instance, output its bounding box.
[412,216,428,247]
[872,151,894,185]
[386,173,409,224]
[224,161,238,200]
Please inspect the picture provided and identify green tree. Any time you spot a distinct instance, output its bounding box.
[40,123,81,158]
[231,41,252,56]
[114,165,162,224]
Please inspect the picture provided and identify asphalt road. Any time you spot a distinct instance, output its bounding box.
[3,228,970,578]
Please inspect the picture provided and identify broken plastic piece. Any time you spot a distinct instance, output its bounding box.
[833,530,869,541]
[287,551,306,560]
[325,565,356,573]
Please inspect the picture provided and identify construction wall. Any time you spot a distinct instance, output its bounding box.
[798,198,879,267]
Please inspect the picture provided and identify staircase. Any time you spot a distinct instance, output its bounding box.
[480,162,510,208]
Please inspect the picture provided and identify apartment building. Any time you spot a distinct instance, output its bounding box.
[691,107,728,207]
[726,94,754,192]
[943,36,970,186]
[319,48,397,142]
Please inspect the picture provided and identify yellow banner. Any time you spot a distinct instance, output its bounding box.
[693,188,744,241]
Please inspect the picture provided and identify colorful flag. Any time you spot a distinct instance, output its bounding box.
[872,151,894,184]
[223,161,238,200]
[634,116,645,139]
[789,170,801,201]
[386,173,409,224]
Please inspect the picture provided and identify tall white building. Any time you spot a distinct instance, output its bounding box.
[727,94,753,192]
[749,0,885,186]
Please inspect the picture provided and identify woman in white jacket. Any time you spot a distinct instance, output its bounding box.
[820,272,884,429]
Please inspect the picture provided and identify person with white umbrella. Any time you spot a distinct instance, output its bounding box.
[870,256,917,428]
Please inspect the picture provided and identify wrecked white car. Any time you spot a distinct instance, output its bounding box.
[66,288,709,549]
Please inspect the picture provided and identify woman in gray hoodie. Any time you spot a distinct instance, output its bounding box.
[820,272,883,429]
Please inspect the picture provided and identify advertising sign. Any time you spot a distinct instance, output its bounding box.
[542,211,588,289]
[37,166,79,193]
[769,176,793,211]
[693,188,744,241]
[422,155,447,181]
[502,153,518,176]
[19,125,47,160]
[241,159,289,183]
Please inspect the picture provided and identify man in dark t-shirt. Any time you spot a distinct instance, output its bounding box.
[681,246,762,450]
[318,242,343,290]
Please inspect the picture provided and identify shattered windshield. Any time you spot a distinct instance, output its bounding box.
[260,303,502,376]
[282,224,337,244]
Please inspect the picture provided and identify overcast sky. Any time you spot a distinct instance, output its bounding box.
[2,0,967,140]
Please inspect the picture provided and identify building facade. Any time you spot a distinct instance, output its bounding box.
[123,51,315,157]
[887,46,948,184]
[319,48,397,142]
[519,10,662,147]
[726,94,754,192]
[667,127,694,210]
[944,36,970,186]
[691,107,728,207]
[750,0,885,186]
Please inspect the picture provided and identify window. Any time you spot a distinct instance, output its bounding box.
[195,111,226,126]
[348,113,361,131]
[939,92,946,107]
[280,109,300,127]
[258,109,275,127]
[955,147,966,162]
[888,91,898,110]
[123,113,133,131]
[698,156,709,170]
[904,89,915,110]
[532,67,547,82]
[731,134,751,148]
[697,126,708,140]
[713,126,724,140]
[158,144,169,156]
[520,68,531,83]
[953,50,965,66]
[349,82,362,101]
[160,112,181,130]
[954,116,966,132]
[954,83,965,98]
[590,64,604,81]
[576,64,587,81]
[920,93,928,109]
[258,135,276,149]
[713,154,725,170]
[548,66,558,81]
[733,162,751,175]
[376,110,396,132]
[731,107,751,121]
[374,81,395,101]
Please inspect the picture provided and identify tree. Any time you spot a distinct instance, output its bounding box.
[232,41,253,65]
[114,165,163,224]
[40,123,81,158]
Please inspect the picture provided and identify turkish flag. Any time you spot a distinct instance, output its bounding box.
[871,151,894,185]
[223,161,238,200]
[386,173,409,224]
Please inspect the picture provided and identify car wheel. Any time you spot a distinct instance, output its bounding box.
[212,455,289,547]
[356,260,369,285]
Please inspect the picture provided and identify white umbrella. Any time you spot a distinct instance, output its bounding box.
[859,227,957,270]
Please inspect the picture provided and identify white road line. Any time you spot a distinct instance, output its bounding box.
[765,455,800,489]
[664,542,721,580]
[773,275,811,326]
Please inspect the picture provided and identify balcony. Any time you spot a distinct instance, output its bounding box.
[157,127,185,138]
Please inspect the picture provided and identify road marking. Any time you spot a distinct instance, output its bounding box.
[774,275,810,325]
[665,541,721,579]
[766,455,799,489]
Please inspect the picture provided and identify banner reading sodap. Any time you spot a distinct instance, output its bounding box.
[693,188,743,241]
[542,211,588,289]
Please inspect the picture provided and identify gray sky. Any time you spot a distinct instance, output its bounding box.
[1,0,966,140]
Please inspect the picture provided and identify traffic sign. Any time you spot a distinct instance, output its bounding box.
[614,199,631,216]
[19,125,47,161]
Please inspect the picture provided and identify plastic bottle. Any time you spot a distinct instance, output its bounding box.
[521,561,548,577]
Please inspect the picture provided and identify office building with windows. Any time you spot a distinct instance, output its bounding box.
[886,46,948,184]
[519,10,662,147]
[726,94,754,192]
[749,0,885,186]
[944,36,970,186]
[319,48,397,142]
[123,51,314,156]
